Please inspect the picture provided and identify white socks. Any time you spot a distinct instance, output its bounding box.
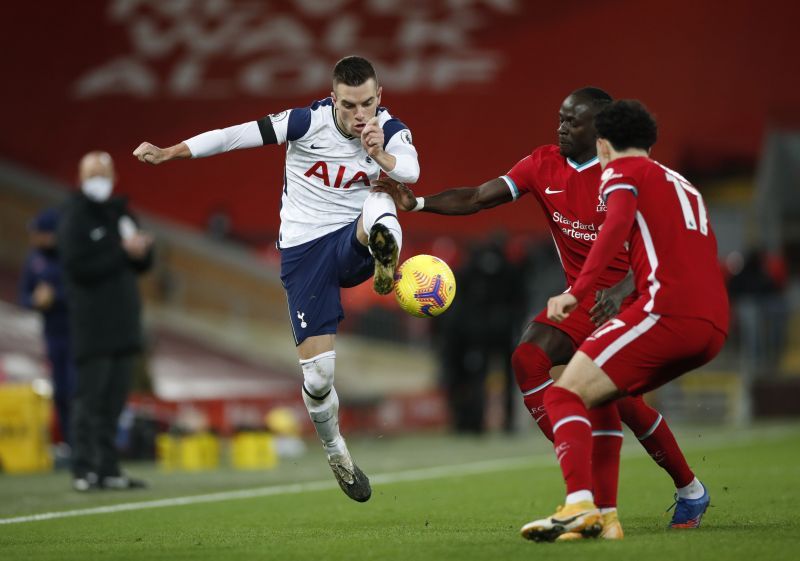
[300,351,347,457]
[677,477,705,500]
[565,490,594,505]
[302,386,346,457]
[362,191,402,253]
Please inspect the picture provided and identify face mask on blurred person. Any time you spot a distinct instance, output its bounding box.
[81,176,113,202]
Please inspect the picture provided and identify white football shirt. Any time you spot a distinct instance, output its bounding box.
[183,97,418,248]
[268,98,417,248]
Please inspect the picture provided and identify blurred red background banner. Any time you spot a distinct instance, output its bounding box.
[1,0,797,240]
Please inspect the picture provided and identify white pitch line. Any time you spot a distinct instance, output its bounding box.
[1,425,797,526]
[0,455,545,526]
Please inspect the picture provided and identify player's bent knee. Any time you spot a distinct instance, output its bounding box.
[362,192,397,228]
[364,191,395,208]
[555,351,619,408]
[518,322,574,365]
[300,351,336,399]
[511,341,560,392]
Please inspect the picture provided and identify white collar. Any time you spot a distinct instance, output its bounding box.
[567,156,600,172]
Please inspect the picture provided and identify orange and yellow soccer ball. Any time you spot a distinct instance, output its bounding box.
[393,254,456,318]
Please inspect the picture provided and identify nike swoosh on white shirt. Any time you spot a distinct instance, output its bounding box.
[544,187,565,194]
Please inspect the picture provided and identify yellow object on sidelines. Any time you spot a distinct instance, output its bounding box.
[265,407,301,437]
[0,382,53,474]
[156,432,220,471]
[231,431,278,470]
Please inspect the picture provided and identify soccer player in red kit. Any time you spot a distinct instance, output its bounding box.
[520,100,729,542]
[375,88,708,537]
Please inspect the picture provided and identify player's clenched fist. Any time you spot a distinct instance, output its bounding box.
[133,142,167,165]
[360,116,383,156]
[547,293,578,323]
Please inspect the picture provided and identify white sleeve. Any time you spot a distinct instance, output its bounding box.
[184,121,264,158]
[269,108,310,144]
[384,133,420,183]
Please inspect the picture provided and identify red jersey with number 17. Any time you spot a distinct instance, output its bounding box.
[598,156,729,333]
[501,145,629,290]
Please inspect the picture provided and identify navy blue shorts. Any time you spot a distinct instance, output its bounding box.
[280,219,374,345]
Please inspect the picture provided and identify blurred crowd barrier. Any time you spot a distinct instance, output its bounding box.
[0,382,52,473]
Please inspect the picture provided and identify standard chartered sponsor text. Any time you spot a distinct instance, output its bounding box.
[552,211,598,240]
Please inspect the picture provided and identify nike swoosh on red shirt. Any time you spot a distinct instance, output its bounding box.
[545,187,565,194]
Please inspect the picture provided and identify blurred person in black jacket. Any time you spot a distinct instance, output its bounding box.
[19,208,75,450]
[439,236,526,433]
[727,248,788,377]
[58,151,154,491]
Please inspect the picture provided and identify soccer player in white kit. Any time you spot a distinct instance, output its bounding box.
[133,57,419,502]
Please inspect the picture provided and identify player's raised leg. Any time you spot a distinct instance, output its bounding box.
[359,192,401,295]
[617,396,709,527]
[299,335,371,502]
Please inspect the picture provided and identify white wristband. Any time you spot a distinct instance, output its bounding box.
[412,197,425,212]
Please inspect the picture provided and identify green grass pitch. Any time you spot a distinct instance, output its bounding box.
[1,423,799,560]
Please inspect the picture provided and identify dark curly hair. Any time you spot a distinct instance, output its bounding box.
[595,100,658,151]
[332,56,378,87]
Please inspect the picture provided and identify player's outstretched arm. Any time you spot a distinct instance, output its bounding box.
[134,120,270,165]
[372,177,512,215]
[133,142,191,165]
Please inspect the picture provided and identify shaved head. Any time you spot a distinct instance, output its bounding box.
[79,151,114,182]
[569,86,613,113]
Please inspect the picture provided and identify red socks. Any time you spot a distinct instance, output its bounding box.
[617,395,694,488]
[544,386,593,495]
[512,342,555,441]
[543,391,689,506]
[588,403,623,509]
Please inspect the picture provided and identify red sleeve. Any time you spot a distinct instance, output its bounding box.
[570,189,638,301]
[599,164,638,201]
[502,148,544,199]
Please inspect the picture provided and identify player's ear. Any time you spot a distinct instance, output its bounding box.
[376,85,382,105]
[596,138,610,167]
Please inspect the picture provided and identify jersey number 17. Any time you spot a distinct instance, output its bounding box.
[665,171,708,236]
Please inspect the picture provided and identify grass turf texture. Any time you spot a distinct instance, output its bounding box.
[1,423,799,561]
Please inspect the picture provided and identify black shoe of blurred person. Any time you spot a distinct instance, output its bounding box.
[101,474,148,490]
[72,472,100,492]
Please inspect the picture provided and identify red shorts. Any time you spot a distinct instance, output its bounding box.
[579,306,727,395]
[533,293,638,347]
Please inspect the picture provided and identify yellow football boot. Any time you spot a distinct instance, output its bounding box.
[556,510,623,541]
[520,501,602,543]
[368,223,399,295]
